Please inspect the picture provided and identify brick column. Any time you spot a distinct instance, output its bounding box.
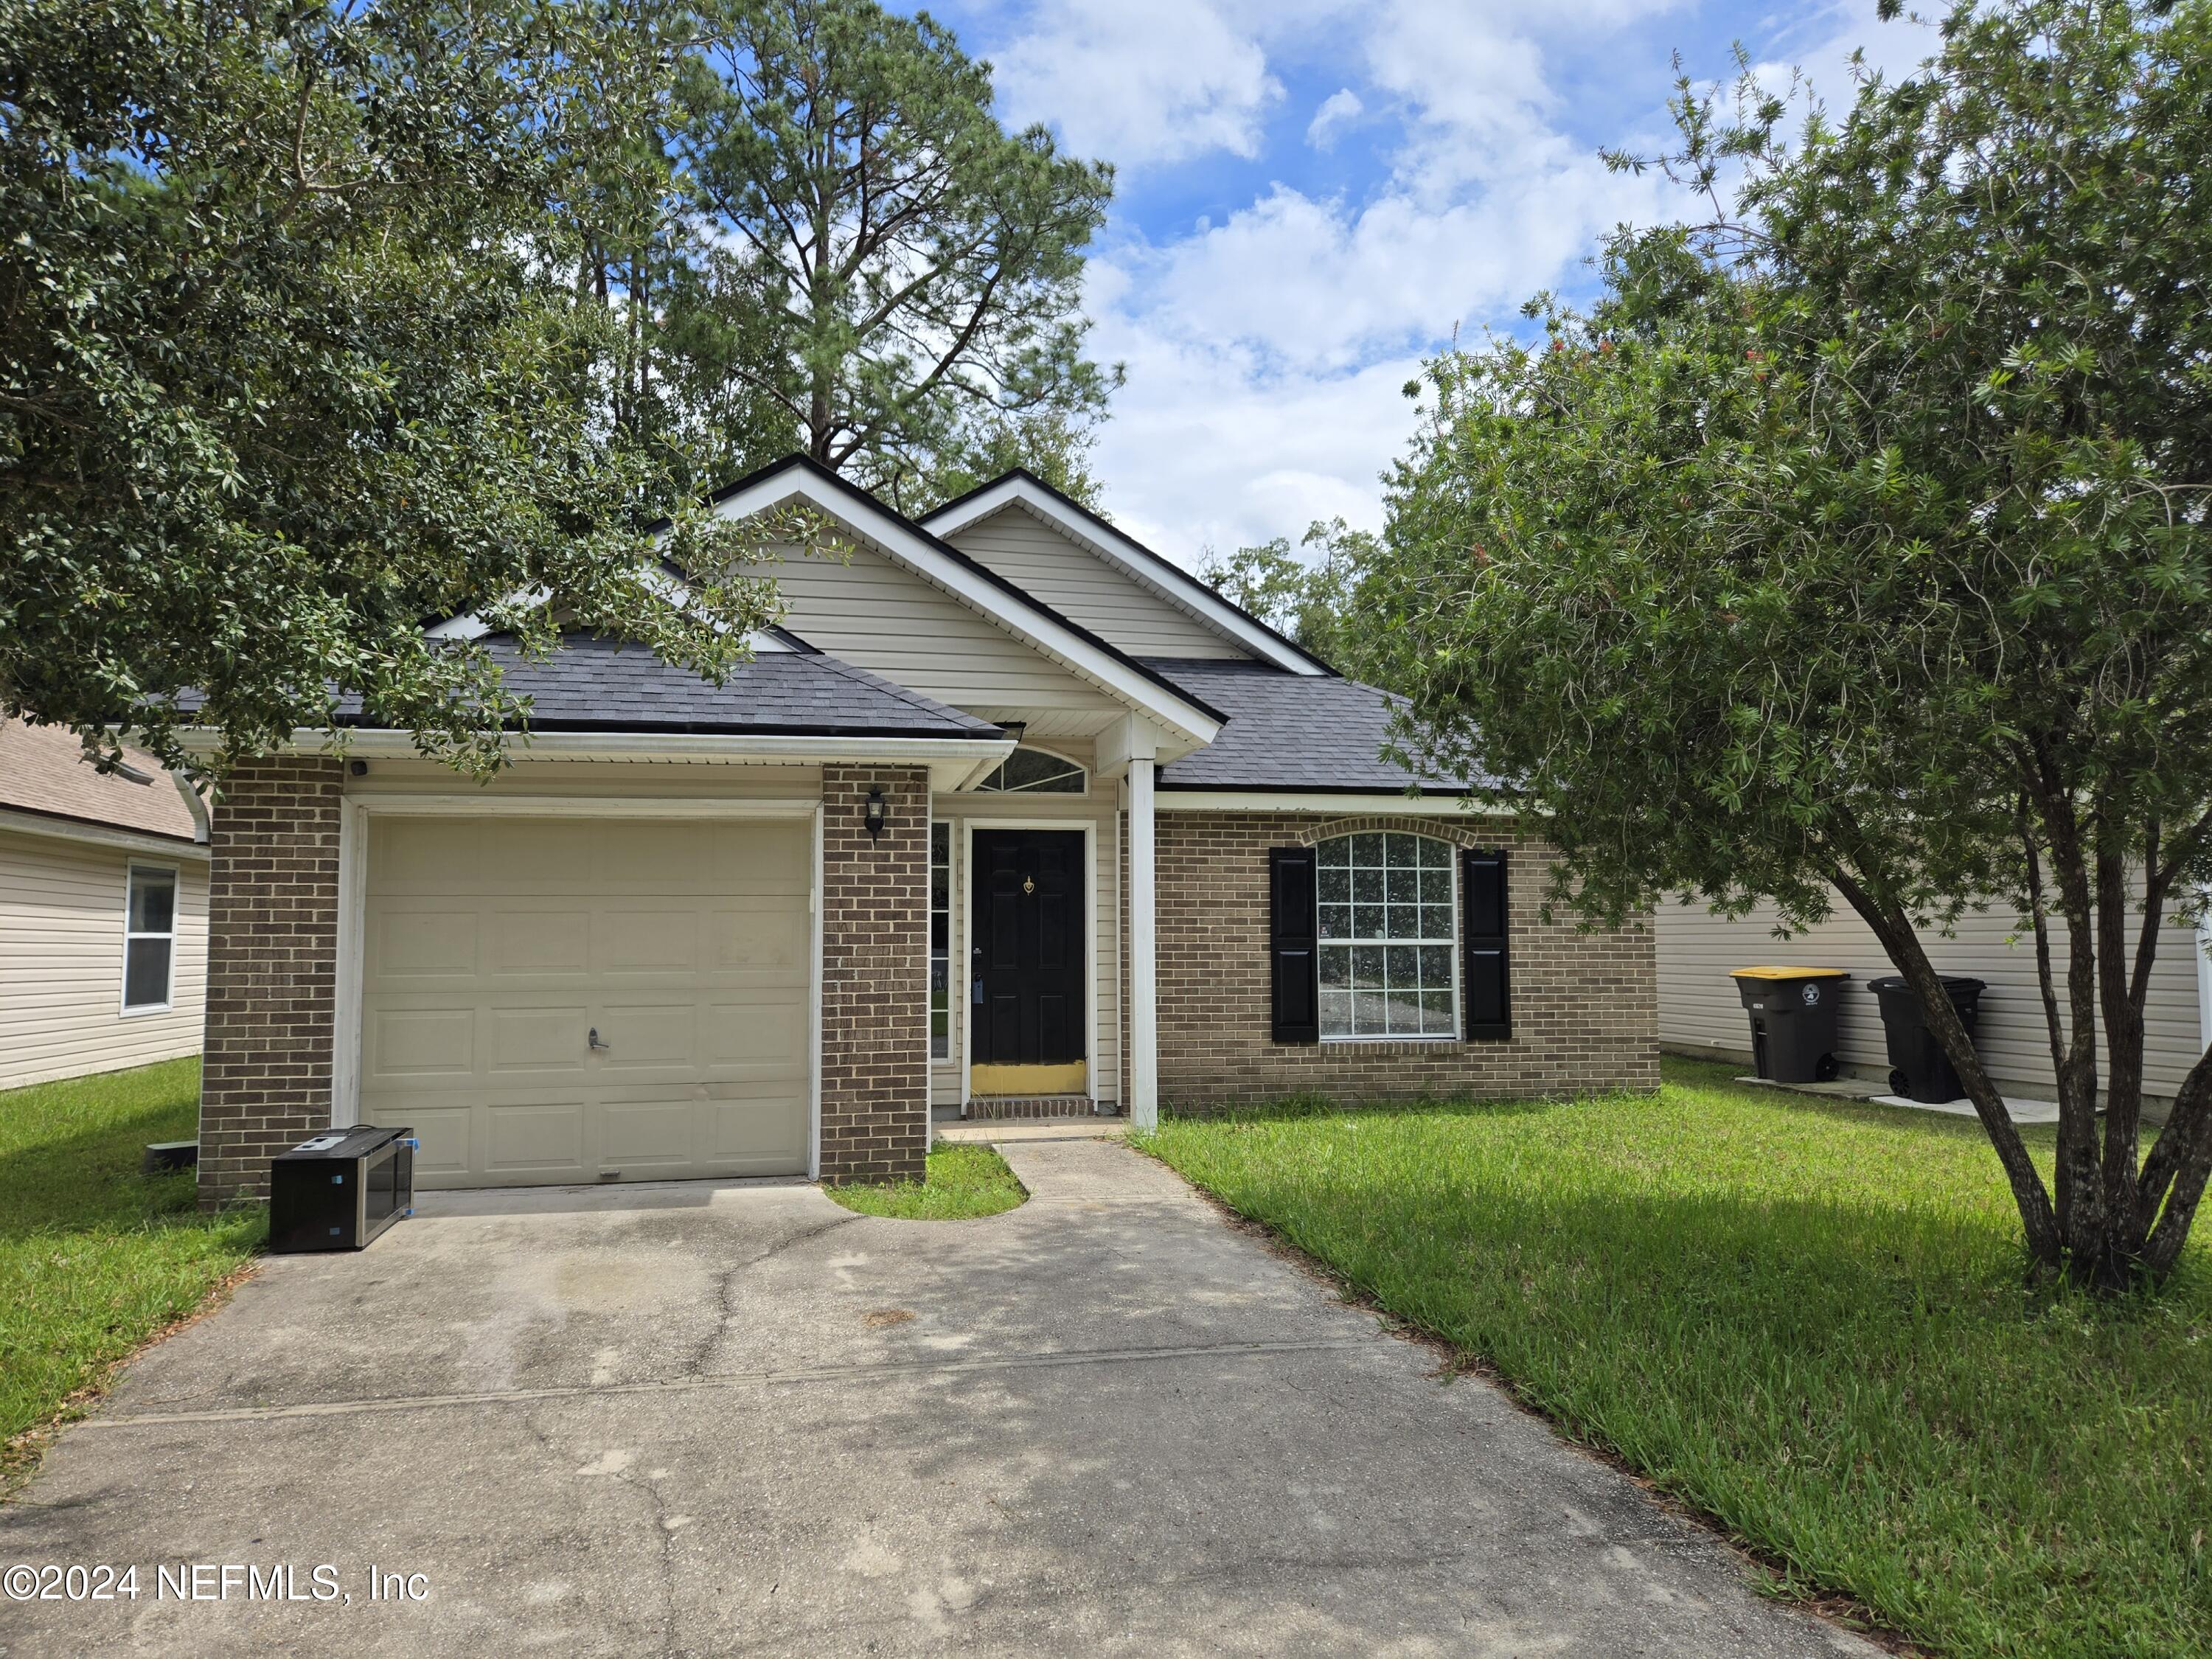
[198,759,344,1206]
[819,765,931,1182]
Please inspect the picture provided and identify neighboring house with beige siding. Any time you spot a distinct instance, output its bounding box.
[0,718,210,1091]
[1658,893,2210,1113]
[182,456,1658,1206]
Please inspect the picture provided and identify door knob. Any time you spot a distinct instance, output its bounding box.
[588,1027,608,1051]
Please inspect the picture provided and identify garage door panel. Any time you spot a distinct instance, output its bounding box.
[708,905,807,971]
[361,815,813,1189]
[709,821,811,889]
[483,1097,588,1176]
[597,907,703,975]
[704,1091,810,1162]
[488,1004,589,1073]
[591,822,709,891]
[394,1105,476,1181]
[703,994,809,1072]
[367,1007,476,1079]
[599,1098,696,1168]
[488,821,598,891]
[487,908,591,976]
[372,819,481,894]
[593,1003,698,1069]
[372,905,479,978]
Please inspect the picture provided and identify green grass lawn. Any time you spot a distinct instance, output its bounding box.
[824,1143,1027,1220]
[1,1058,263,1492]
[1138,1057,2211,1659]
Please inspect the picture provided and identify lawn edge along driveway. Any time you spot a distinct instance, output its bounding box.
[823,1142,1028,1220]
[1135,1058,2212,1659]
[0,1057,265,1497]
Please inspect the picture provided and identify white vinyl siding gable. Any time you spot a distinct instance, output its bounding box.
[767,536,1129,715]
[1658,890,2205,1102]
[945,505,1252,661]
[0,827,209,1089]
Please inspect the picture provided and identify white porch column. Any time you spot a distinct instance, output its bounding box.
[1128,756,1159,1130]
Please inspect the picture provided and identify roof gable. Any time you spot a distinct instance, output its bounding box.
[936,501,1249,661]
[919,470,1334,677]
[0,717,198,842]
[695,455,1224,748]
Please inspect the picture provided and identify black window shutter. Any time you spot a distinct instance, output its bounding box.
[1462,848,1512,1040]
[1270,847,1320,1043]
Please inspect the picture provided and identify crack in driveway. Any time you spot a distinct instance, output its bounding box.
[74,1338,1384,1429]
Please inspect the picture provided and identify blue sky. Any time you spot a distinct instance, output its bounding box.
[904,0,1929,564]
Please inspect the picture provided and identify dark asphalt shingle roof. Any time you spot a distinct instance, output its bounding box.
[291,633,999,739]
[1141,658,1489,794]
[450,633,1000,737]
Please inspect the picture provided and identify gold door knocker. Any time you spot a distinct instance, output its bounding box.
[1021,875,1036,894]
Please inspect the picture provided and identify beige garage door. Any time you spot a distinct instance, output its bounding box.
[359,815,812,1188]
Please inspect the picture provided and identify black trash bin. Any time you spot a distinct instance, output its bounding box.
[1730,967,1849,1083]
[1865,976,1985,1104]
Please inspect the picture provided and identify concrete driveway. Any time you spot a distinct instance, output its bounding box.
[1,1137,1871,1657]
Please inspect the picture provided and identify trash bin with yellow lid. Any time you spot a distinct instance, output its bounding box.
[1730,967,1849,1084]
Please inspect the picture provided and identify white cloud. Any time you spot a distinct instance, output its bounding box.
[1305,88,1363,150]
[989,0,1283,166]
[960,0,1927,563]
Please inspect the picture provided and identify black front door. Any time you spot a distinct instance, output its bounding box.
[972,830,1085,1065]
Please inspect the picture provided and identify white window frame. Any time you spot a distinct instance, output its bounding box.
[972,743,1089,797]
[929,818,952,1060]
[1313,831,1461,1043]
[121,860,180,1016]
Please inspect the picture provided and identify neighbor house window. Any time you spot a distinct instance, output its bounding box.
[930,822,950,1058]
[1315,832,1457,1039]
[974,747,1084,793]
[123,864,178,1012]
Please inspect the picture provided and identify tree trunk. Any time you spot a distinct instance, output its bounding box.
[2093,839,2148,1280]
[1828,862,2063,1269]
[2142,1052,2212,1276]
[2028,759,2109,1267]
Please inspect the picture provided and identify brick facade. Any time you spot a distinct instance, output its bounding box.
[198,759,344,1206]
[818,765,931,1182]
[1155,810,1658,1107]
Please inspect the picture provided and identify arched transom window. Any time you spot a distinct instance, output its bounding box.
[1315,831,1458,1038]
[975,746,1085,794]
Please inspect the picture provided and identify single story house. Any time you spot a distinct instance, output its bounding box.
[190,456,1657,1203]
[1660,894,2210,1114]
[0,717,211,1091]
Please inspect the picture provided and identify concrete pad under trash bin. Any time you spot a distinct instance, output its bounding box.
[1870,1093,2061,1124]
[1736,1074,2062,1124]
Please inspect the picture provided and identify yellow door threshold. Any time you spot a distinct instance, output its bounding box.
[970,1061,1088,1096]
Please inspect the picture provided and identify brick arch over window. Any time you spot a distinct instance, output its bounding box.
[1290,813,1498,850]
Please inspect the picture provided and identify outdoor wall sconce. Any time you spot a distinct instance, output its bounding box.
[863,786,886,840]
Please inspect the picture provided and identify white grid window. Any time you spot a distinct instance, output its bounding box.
[123,864,178,1012]
[1315,832,1457,1039]
[930,822,950,1059]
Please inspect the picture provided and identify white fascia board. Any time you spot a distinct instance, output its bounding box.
[1152,790,1511,816]
[182,727,1015,794]
[921,480,1328,677]
[714,470,1223,748]
[0,805,211,859]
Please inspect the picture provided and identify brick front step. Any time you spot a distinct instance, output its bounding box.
[964,1096,1121,1121]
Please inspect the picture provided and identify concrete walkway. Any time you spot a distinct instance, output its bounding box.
[1,1138,1871,1657]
